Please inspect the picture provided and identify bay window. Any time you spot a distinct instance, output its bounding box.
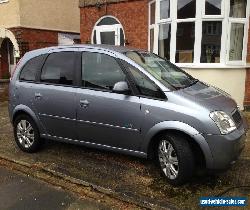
[149,0,250,66]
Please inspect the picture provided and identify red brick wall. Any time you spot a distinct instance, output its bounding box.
[244,19,250,107]
[80,0,148,50]
[9,27,59,58]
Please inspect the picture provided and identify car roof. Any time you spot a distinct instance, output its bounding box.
[27,44,146,56]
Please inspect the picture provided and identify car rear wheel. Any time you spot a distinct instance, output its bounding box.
[156,133,195,185]
[14,115,42,153]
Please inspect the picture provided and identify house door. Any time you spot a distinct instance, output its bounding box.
[0,38,15,79]
[93,16,125,46]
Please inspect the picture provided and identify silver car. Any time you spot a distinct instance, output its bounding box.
[9,45,248,185]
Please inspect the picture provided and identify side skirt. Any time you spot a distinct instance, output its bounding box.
[41,134,147,158]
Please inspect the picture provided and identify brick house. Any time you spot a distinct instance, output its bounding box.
[79,0,250,109]
[0,0,80,79]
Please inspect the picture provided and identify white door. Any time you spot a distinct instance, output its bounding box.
[96,24,122,46]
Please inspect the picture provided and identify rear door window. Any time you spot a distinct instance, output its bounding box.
[19,54,47,82]
[81,52,126,91]
[41,52,77,86]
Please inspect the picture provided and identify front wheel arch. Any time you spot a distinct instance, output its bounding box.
[147,129,206,169]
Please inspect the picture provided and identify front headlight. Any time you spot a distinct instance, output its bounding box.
[209,111,236,135]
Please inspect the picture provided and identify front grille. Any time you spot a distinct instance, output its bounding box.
[232,109,242,128]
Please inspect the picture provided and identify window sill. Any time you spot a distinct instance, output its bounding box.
[175,63,250,69]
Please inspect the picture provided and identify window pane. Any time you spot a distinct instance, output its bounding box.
[82,52,126,90]
[201,21,222,63]
[20,55,46,81]
[229,23,244,61]
[176,22,195,63]
[205,0,222,15]
[93,30,97,44]
[150,2,156,24]
[120,28,125,46]
[160,0,170,19]
[97,17,119,26]
[230,0,247,18]
[100,31,115,45]
[177,0,196,19]
[123,61,165,99]
[150,28,154,53]
[41,52,75,85]
[158,24,171,60]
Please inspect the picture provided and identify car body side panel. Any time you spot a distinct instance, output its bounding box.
[32,83,78,140]
[76,88,143,150]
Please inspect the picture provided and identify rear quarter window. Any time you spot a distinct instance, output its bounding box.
[19,54,47,82]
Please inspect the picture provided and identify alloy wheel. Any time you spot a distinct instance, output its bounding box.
[16,120,35,149]
[158,140,179,180]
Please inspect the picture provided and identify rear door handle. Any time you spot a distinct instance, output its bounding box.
[80,99,90,108]
[35,93,42,99]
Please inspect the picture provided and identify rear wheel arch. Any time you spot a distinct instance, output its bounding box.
[13,110,31,122]
[12,106,41,134]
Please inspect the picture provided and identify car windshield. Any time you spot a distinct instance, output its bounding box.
[124,51,198,90]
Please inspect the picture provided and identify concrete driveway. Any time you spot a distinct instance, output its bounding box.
[0,101,249,209]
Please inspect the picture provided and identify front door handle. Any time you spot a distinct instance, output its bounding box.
[35,93,42,99]
[80,99,90,108]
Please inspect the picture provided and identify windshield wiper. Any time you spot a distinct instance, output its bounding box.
[187,79,199,87]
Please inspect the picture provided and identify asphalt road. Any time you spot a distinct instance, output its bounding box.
[0,165,109,210]
[0,101,250,209]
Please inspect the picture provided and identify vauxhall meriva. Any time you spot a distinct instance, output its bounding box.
[9,45,248,185]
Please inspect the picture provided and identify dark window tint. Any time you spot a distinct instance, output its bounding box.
[201,21,222,63]
[150,2,156,24]
[82,52,126,91]
[20,54,47,81]
[93,30,97,44]
[176,22,195,63]
[150,28,154,53]
[97,17,119,26]
[177,0,196,19]
[41,52,76,85]
[100,31,115,45]
[205,0,222,15]
[124,62,165,99]
[120,28,125,46]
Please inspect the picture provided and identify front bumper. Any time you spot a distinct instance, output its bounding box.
[203,115,248,170]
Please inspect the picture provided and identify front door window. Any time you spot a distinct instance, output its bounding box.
[92,17,125,46]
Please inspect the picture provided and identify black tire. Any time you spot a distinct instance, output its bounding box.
[13,114,42,153]
[155,133,195,186]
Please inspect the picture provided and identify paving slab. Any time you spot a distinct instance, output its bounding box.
[0,101,249,209]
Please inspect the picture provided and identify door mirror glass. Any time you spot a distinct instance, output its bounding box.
[113,81,130,94]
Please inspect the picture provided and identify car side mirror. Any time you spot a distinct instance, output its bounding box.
[113,81,131,95]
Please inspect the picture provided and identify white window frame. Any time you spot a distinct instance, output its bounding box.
[149,1,158,53]
[226,0,250,66]
[148,0,250,67]
[0,0,9,3]
[91,15,126,46]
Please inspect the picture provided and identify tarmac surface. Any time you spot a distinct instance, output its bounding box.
[0,100,250,209]
[0,165,110,210]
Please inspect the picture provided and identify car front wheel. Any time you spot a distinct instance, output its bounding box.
[157,133,195,185]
